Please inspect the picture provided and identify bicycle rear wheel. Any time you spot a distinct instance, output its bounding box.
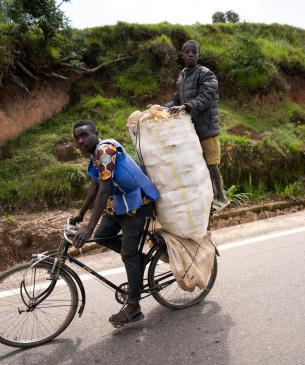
[0,261,78,348]
[148,245,217,309]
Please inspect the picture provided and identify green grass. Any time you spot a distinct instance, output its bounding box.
[241,178,267,200]
[0,96,136,212]
[261,38,305,71]
[1,22,305,212]
[219,98,305,189]
[274,180,305,199]
[220,100,305,132]
[78,22,305,94]
[114,60,159,96]
[1,92,304,212]
[1,21,305,90]
[187,23,305,92]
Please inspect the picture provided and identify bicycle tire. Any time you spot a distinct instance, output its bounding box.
[0,261,78,348]
[148,245,217,309]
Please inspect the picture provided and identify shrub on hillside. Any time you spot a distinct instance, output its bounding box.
[114,59,159,97]
[145,35,177,67]
[220,126,305,189]
[0,163,88,211]
[0,25,12,73]
[224,32,272,90]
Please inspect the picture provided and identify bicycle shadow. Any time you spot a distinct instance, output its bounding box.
[0,338,80,365]
[0,300,234,365]
[102,300,235,365]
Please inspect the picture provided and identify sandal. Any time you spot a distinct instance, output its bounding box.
[211,199,230,213]
[109,304,145,328]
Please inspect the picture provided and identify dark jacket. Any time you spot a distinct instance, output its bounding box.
[165,65,220,140]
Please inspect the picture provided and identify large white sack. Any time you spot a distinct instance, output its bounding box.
[129,109,213,241]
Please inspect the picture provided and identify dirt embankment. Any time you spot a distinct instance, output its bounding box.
[286,74,305,105]
[0,79,72,145]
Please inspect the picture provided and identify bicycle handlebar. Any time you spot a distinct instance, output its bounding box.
[64,217,78,244]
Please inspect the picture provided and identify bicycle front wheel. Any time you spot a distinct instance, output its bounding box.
[148,245,217,309]
[0,261,78,348]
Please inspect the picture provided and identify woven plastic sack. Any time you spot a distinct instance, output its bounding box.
[128,106,213,241]
[127,106,215,291]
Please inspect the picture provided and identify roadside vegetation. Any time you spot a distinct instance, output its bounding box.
[0,14,304,212]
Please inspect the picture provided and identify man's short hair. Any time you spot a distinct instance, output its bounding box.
[182,40,200,53]
[73,120,97,133]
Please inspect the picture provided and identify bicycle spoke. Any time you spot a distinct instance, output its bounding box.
[149,248,217,308]
[37,308,66,329]
[0,262,77,347]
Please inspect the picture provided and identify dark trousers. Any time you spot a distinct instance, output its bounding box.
[94,202,154,303]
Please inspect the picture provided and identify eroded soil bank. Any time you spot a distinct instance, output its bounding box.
[0,78,71,145]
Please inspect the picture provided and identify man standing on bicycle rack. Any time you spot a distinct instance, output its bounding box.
[71,120,159,326]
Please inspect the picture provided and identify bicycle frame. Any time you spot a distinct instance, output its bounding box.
[25,217,168,317]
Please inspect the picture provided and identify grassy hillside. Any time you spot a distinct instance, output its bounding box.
[0,22,305,212]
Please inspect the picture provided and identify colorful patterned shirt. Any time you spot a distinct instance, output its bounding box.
[92,143,150,215]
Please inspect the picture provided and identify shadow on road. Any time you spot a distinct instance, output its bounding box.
[0,300,234,365]
[102,300,235,365]
[0,338,80,365]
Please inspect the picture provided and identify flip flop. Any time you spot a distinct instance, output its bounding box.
[109,308,145,328]
[212,199,230,213]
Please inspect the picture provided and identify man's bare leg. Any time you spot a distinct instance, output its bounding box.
[208,165,226,202]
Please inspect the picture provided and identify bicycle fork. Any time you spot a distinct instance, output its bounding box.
[18,256,62,313]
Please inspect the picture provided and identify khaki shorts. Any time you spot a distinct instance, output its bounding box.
[200,136,221,165]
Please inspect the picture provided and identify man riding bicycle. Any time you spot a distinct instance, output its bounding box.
[72,120,159,326]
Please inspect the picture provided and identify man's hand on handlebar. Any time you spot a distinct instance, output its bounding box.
[73,226,94,249]
[70,214,84,226]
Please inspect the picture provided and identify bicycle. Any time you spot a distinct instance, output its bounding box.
[0,217,218,348]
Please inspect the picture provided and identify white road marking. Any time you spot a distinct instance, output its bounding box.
[217,226,305,251]
[79,226,305,280]
[77,266,126,283]
[1,226,304,298]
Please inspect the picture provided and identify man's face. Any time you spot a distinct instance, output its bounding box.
[182,44,199,68]
[73,125,99,154]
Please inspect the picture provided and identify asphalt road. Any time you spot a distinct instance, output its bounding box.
[1,211,305,365]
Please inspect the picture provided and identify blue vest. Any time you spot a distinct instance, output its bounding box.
[88,139,159,215]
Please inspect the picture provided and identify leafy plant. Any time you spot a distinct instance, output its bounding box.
[224,31,272,90]
[114,59,159,97]
[241,176,267,200]
[3,0,70,41]
[144,34,176,67]
[225,184,251,205]
[274,181,304,199]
